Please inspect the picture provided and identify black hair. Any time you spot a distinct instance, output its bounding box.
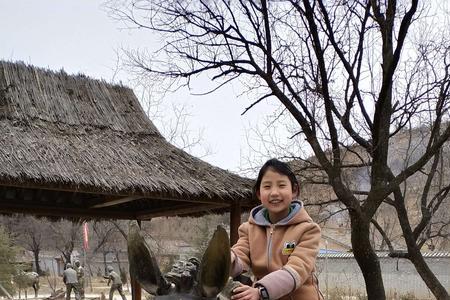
[253,158,299,198]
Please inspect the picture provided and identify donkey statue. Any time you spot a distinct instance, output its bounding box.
[127,222,240,300]
[13,270,40,299]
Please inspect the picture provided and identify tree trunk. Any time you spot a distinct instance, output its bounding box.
[409,249,450,299]
[63,252,71,266]
[350,213,386,300]
[114,250,121,270]
[395,200,450,299]
[33,250,42,275]
[103,251,108,275]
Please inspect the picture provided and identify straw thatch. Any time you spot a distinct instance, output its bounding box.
[0,60,255,219]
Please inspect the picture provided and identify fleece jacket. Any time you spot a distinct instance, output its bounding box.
[231,201,323,300]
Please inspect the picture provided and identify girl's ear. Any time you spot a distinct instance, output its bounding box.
[256,190,261,201]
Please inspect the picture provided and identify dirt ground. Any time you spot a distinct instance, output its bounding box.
[9,276,134,300]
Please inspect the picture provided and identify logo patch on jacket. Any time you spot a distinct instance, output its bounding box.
[282,241,296,255]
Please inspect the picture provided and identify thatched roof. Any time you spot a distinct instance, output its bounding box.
[0,60,255,220]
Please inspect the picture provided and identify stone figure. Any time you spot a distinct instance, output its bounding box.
[104,266,127,300]
[164,257,200,293]
[127,222,239,300]
[74,260,85,299]
[63,263,80,300]
[13,270,40,299]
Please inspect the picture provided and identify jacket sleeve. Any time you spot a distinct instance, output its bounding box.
[230,222,251,277]
[257,222,321,299]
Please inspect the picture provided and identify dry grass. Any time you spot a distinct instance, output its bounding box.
[325,287,427,300]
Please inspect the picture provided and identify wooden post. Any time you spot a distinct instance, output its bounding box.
[132,219,143,300]
[131,274,142,300]
[230,201,241,245]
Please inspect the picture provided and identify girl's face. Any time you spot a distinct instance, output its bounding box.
[256,168,298,223]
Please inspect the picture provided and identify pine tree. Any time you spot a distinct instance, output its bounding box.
[0,226,18,297]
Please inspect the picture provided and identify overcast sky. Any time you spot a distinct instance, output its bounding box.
[0,0,277,174]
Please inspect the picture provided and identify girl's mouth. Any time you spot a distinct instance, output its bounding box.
[269,199,282,204]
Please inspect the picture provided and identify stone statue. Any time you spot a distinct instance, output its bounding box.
[127,222,239,300]
[164,257,200,293]
[13,270,39,299]
[74,260,85,300]
[104,266,127,300]
[63,263,80,300]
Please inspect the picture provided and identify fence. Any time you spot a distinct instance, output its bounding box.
[316,252,450,299]
[36,250,450,298]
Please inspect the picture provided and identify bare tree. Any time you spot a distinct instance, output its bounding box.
[104,0,450,299]
[112,57,213,159]
[297,126,450,253]
[89,221,117,276]
[14,216,51,275]
[0,215,53,275]
[50,220,82,265]
[90,220,130,275]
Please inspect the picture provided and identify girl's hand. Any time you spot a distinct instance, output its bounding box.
[231,283,260,300]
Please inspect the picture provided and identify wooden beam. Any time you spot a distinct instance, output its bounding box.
[0,203,137,220]
[131,276,141,300]
[137,203,228,219]
[0,181,253,206]
[230,201,241,245]
[0,182,249,206]
[89,193,236,207]
[0,181,117,196]
[90,196,144,208]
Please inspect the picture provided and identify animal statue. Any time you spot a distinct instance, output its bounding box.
[13,270,40,299]
[127,222,241,300]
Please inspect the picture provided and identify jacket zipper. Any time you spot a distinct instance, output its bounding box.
[267,225,275,270]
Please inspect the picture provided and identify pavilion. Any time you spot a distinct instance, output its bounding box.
[0,60,257,299]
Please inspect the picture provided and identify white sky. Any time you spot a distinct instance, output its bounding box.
[0,0,276,174]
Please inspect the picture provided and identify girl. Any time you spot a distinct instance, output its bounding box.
[230,158,323,300]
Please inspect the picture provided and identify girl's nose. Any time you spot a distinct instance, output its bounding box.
[270,188,279,195]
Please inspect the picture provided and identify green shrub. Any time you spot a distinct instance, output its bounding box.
[0,226,18,296]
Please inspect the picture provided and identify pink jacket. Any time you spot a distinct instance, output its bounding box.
[231,201,323,300]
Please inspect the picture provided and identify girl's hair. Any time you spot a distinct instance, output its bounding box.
[253,158,299,197]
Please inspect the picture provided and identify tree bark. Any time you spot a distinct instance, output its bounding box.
[33,249,42,275]
[350,213,386,300]
[395,195,450,299]
[103,251,108,275]
[408,249,450,300]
